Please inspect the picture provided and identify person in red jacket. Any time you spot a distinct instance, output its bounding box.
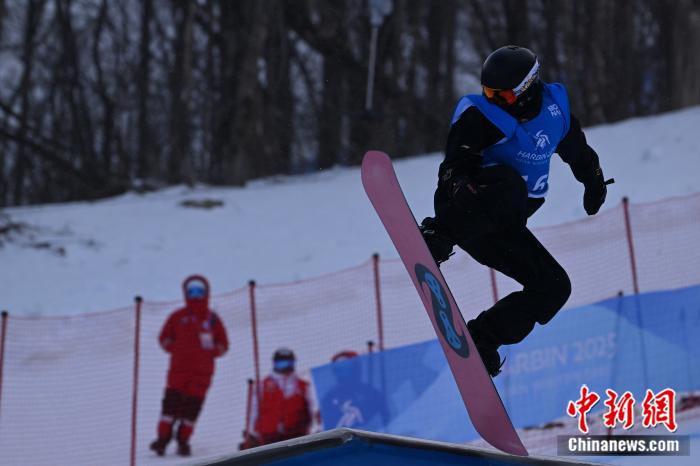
[150,275,229,457]
[251,348,313,445]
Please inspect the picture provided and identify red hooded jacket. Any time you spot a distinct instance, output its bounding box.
[159,275,229,377]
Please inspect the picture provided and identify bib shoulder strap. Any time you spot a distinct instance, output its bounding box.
[450,95,474,125]
[544,82,571,134]
[464,94,518,139]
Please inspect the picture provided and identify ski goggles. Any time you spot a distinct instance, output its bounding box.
[273,359,295,371]
[186,285,207,299]
[482,86,518,105]
[483,59,540,106]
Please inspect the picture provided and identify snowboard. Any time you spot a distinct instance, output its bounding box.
[361,150,528,456]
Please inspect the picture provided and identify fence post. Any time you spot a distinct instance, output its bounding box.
[372,253,385,351]
[622,197,640,294]
[367,340,375,354]
[130,297,142,466]
[622,194,653,394]
[242,378,254,450]
[0,310,8,420]
[248,280,261,397]
[489,268,499,304]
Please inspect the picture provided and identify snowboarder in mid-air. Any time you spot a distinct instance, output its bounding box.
[421,45,611,377]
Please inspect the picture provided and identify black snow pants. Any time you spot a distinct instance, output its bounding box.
[457,225,571,347]
[434,165,572,348]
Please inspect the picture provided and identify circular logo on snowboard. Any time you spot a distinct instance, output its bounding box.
[415,263,470,358]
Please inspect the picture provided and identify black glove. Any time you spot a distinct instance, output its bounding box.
[449,176,482,211]
[583,167,607,215]
[419,217,455,265]
[438,166,482,213]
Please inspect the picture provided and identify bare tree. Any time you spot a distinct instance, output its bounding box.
[137,0,154,180]
[167,0,195,183]
[1,0,699,207]
[11,0,46,205]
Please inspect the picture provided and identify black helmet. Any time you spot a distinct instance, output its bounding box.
[481,45,538,90]
[481,45,542,117]
[273,347,296,361]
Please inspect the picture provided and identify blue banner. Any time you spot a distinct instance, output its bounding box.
[311,284,700,443]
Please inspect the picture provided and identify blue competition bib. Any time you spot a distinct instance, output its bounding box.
[450,83,571,197]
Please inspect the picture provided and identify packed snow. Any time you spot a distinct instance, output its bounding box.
[3,106,700,317]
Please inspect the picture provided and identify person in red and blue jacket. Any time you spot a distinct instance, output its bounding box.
[150,275,229,457]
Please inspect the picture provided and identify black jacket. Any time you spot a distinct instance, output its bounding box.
[439,105,602,190]
[433,105,602,240]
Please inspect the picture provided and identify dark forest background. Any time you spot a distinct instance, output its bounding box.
[0,0,699,206]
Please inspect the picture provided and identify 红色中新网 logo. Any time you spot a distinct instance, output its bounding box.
[567,385,679,434]
[415,263,469,358]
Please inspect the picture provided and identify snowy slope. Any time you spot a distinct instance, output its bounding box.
[3,106,700,317]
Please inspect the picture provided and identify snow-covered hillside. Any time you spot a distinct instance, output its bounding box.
[3,106,700,316]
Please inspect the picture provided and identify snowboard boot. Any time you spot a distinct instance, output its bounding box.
[467,319,505,377]
[419,217,455,265]
[176,441,191,457]
[149,437,169,456]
